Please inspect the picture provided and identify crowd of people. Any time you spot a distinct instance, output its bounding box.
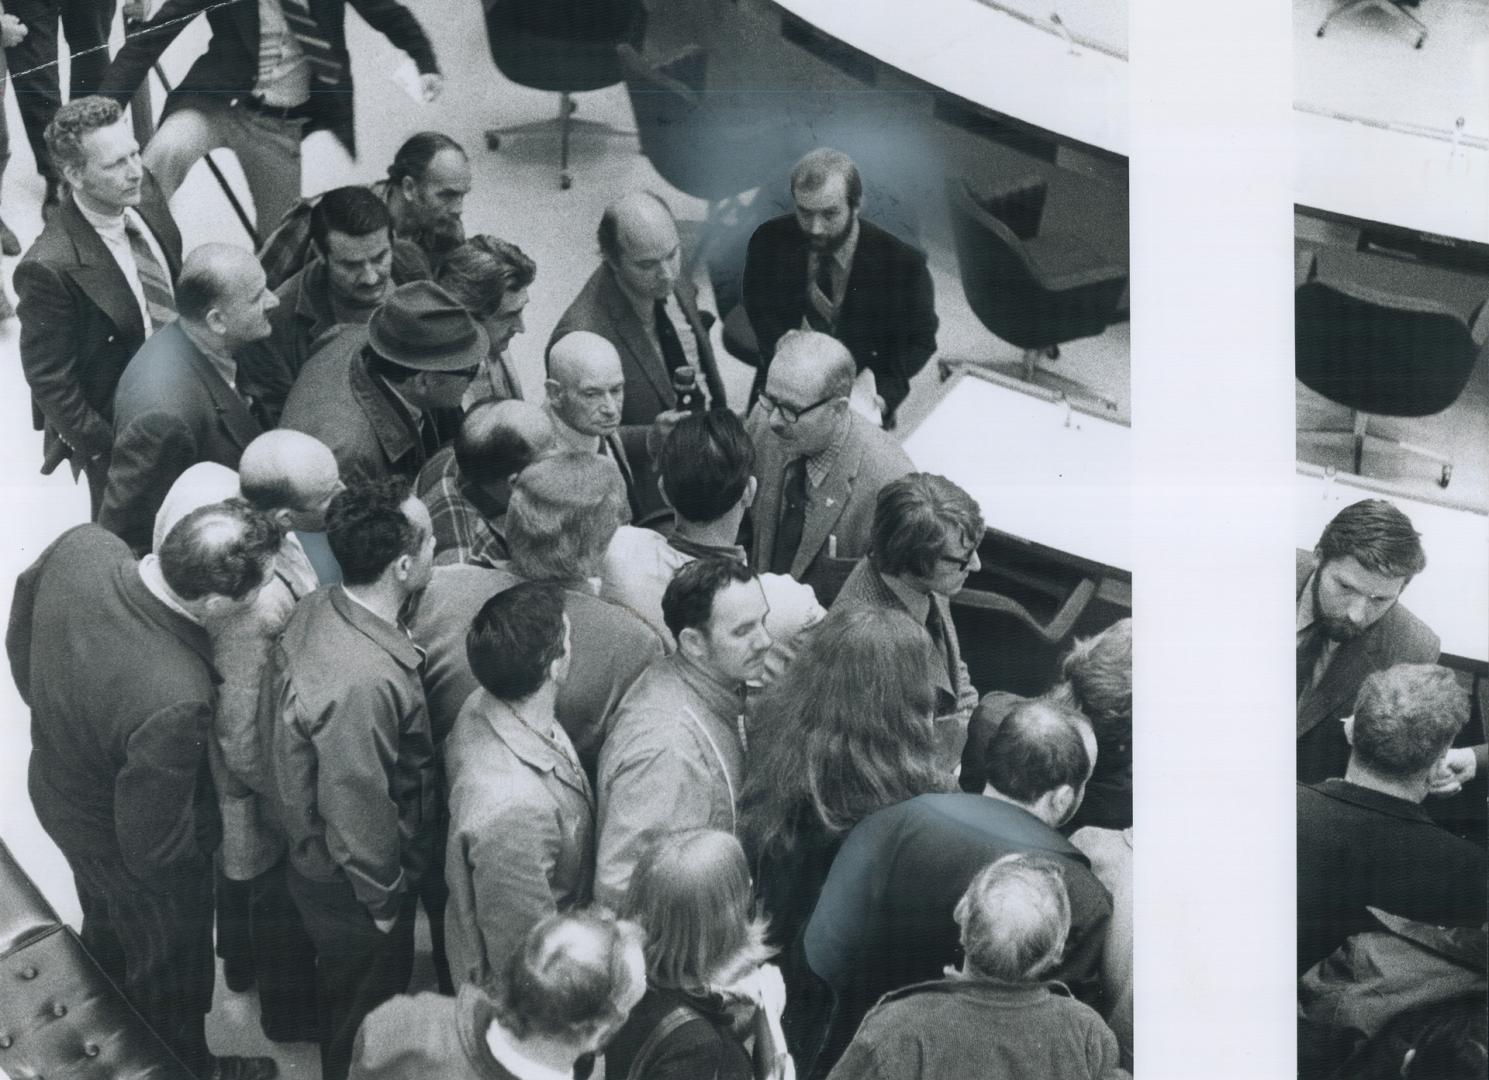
[1294,500,1488,1079]
[1,4,1138,1078]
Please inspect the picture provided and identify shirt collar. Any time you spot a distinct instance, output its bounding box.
[76,198,128,235]
[805,410,850,487]
[137,554,202,625]
[334,585,425,669]
[483,1019,572,1080]
[670,651,747,729]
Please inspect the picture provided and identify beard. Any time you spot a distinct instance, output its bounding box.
[1310,571,1375,643]
[806,216,854,253]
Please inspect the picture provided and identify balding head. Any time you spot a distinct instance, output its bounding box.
[158,500,283,619]
[760,330,855,455]
[598,191,682,302]
[546,332,625,438]
[239,430,344,532]
[176,243,277,348]
[975,699,1096,827]
[455,399,558,491]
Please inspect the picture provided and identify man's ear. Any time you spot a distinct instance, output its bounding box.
[1341,715,1355,746]
[1310,547,1324,572]
[677,625,708,663]
[543,379,562,407]
[399,175,418,203]
[272,507,295,531]
[1049,784,1077,824]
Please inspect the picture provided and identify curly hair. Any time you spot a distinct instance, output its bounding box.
[739,606,950,860]
[326,478,422,586]
[158,498,283,602]
[44,96,123,175]
[466,582,567,701]
[437,235,537,320]
[1352,663,1469,778]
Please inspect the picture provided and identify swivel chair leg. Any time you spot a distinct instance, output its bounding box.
[1316,0,1426,47]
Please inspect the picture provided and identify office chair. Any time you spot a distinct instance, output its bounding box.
[1294,253,1485,488]
[944,174,1128,408]
[1315,0,1427,49]
[483,0,646,189]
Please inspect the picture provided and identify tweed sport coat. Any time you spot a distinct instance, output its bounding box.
[746,407,913,602]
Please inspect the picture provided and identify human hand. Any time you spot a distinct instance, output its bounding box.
[1427,746,1477,798]
[646,409,689,458]
[1,12,27,47]
[419,73,443,103]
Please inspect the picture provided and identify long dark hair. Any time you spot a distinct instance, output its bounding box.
[739,606,950,860]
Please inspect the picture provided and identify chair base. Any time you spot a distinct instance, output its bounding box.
[940,350,1120,414]
[1316,0,1426,48]
[1298,410,1452,488]
[485,93,636,190]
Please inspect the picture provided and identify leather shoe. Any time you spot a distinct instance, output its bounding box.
[205,1055,279,1080]
[0,218,18,257]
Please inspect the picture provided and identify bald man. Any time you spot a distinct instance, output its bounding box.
[545,331,648,521]
[747,329,912,603]
[99,244,276,553]
[550,191,726,524]
[415,398,557,567]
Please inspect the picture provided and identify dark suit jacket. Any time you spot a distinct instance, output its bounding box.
[1297,779,1486,973]
[746,408,912,603]
[97,0,439,159]
[1295,550,1439,783]
[549,265,725,523]
[742,216,937,411]
[14,177,182,471]
[99,322,264,554]
[7,525,220,874]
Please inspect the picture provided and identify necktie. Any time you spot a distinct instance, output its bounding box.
[278,0,344,87]
[654,300,688,377]
[1296,626,1326,704]
[123,214,175,332]
[418,413,440,460]
[770,457,808,576]
[806,254,836,333]
[924,599,958,689]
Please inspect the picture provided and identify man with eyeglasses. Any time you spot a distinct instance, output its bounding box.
[746,329,912,604]
[835,472,984,777]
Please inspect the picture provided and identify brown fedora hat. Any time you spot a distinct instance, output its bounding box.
[367,281,490,372]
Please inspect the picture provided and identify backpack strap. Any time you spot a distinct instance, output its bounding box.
[625,1004,712,1080]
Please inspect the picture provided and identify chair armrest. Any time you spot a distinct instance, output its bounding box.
[1469,299,1489,349]
[953,577,1097,646]
[1026,234,1128,292]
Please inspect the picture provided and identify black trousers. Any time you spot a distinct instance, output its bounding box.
[248,860,319,1042]
[3,0,118,181]
[287,868,415,1080]
[68,848,215,1076]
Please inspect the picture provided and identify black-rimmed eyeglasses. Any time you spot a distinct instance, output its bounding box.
[759,391,837,425]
